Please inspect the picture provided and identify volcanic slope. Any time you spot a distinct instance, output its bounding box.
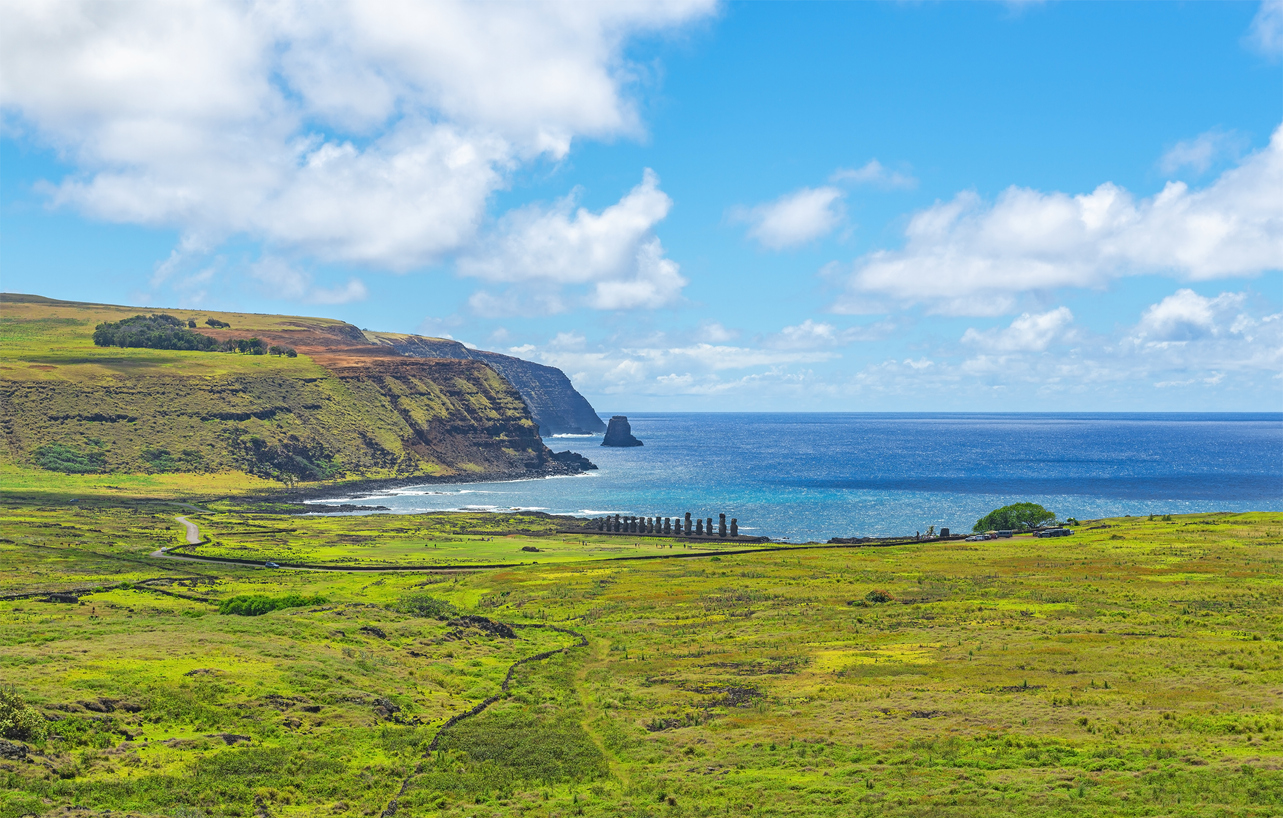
[0,293,587,494]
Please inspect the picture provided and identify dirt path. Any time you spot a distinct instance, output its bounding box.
[175,516,202,545]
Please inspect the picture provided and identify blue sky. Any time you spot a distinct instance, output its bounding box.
[2,1,1281,411]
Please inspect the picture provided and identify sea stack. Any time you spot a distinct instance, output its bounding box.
[601,415,643,447]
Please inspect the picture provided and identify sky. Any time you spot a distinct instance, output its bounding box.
[2,0,1281,412]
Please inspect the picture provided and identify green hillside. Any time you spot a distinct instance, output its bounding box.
[0,294,577,497]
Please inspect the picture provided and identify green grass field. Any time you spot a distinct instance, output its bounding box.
[2,498,1281,817]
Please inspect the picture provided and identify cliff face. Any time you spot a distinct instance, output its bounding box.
[366,334,605,436]
[0,294,591,485]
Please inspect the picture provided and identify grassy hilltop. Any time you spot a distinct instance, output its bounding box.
[0,294,573,498]
[2,500,1280,817]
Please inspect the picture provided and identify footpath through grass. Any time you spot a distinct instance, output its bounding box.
[1,499,1281,817]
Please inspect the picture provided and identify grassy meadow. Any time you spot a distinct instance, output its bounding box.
[2,497,1281,817]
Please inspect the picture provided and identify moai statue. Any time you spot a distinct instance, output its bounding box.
[696,519,704,536]
[630,516,638,533]
[614,514,622,532]
[647,518,654,534]
[684,512,692,535]
[730,518,738,537]
[706,518,713,537]
[718,513,727,537]
[664,517,672,534]
[597,517,604,531]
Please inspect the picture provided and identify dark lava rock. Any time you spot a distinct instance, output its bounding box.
[207,733,251,745]
[359,625,387,639]
[601,415,643,447]
[521,545,541,552]
[448,615,516,639]
[0,739,27,761]
[550,450,597,471]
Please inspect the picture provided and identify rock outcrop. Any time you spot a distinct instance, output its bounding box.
[365,333,605,437]
[601,415,643,447]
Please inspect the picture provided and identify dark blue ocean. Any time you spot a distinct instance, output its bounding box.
[316,413,1283,542]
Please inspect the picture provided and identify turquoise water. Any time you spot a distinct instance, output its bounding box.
[314,413,1283,541]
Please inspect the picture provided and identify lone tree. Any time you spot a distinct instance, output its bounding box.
[973,502,1056,533]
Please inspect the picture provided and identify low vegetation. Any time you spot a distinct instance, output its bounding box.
[1,497,1280,817]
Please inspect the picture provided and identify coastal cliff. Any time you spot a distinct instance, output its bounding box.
[0,294,593,487]
[366,333,605,437]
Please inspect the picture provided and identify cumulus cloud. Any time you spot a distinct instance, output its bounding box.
[1132,289,1248,343]
[0,0,714,273]
[249,257,368,304]
[459,169,686,311]
[833,125,1283,316]
[961,307,1074,353]
[1159,128,1246,176]
[735,186,844,249]
[830,159,917,190]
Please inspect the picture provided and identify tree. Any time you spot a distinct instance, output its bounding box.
[973,503,1056,533]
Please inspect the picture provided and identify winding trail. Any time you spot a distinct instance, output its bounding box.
[381,623,588,817]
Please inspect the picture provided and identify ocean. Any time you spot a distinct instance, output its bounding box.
[314,413,1283,542]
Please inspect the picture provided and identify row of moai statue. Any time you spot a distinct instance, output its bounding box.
[592,512,738,538]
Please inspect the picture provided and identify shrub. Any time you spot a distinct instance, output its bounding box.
[93,313,219,351]
[187,319,197,328]
[0,687,48,741]
[973,503,1056,533]
[865,589,893,604]
[394,594,456,620]
[34,442,104,473]
[218,594,327,616]
[205,318,231,328]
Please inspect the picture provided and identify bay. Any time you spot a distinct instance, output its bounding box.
[314,413,1283,541]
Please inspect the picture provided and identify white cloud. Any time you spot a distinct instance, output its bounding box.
[736,186,844,249]
[1159,128,1246,175]
[249,257,368,304]
[830,159,917,190]
[961,307,1074,353]
[834,125,1283,316]
[696,322,738,343]
[1248,0,1283,58]
[0,0,715,271]
[1132,289,1247,343]
[765,318,897,350]
[459,169,687,310]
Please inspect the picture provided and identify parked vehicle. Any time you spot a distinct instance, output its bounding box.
[264,561,280,568]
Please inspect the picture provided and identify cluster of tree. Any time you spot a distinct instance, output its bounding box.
[92,313,220,351]
[219,337,267,354]
[204,318,231,328]
[973,502,1056,532]
[269,345,298,357]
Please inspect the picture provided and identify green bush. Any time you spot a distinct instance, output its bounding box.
[217,594,327,616]
[34,442,105,474]
[93,313,220,351]
[973,503,1056,533]
[0,687,48,741]
[394,594,456,620]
